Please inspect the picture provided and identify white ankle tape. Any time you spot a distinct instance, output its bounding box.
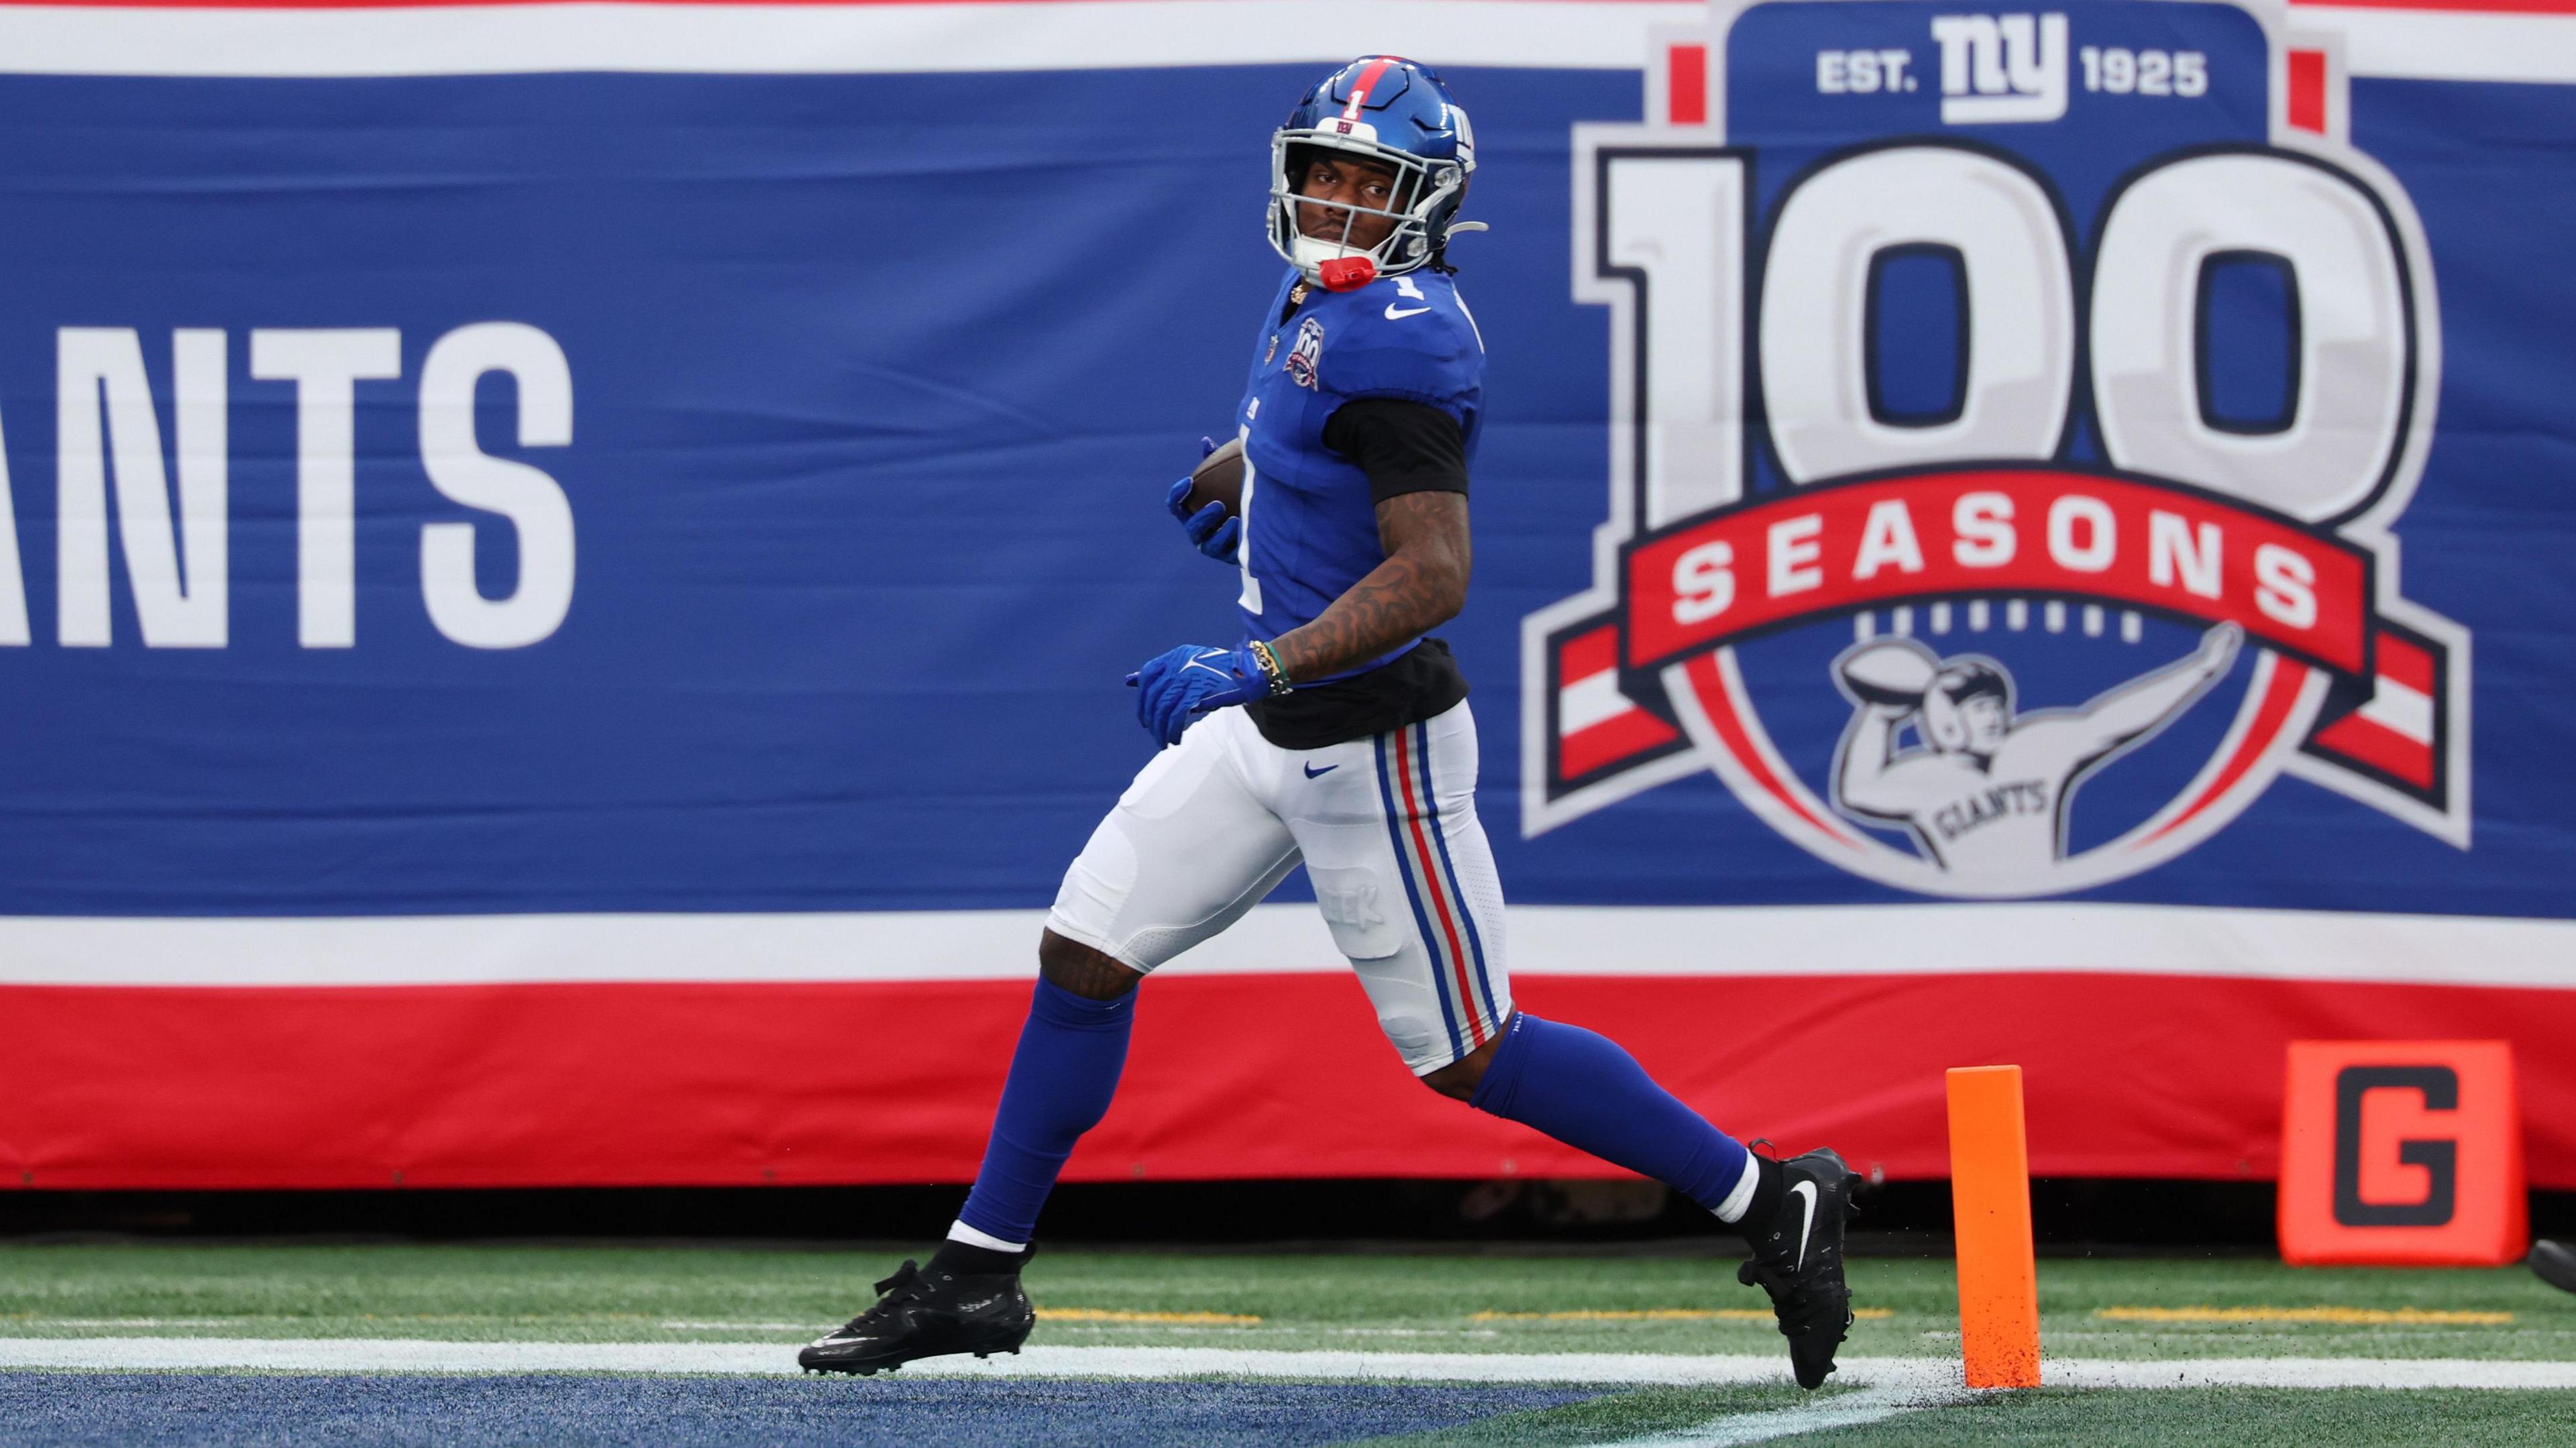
[946,1221,1028,1253]
[1712,1154,1762,1224]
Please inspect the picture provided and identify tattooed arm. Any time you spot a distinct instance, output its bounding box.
[1268,490,1471,682]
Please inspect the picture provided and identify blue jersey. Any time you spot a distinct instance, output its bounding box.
[1233,266,1485,677]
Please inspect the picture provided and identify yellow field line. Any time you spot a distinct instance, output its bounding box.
[1470,1308,1896,1322]
[1034,1308,1263,1325]
[2094,1306,2514,1325]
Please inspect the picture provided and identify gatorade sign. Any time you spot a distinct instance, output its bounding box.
[2278,1041,2526,1266]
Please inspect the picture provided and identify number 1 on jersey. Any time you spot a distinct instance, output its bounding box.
[1234,427,1263,616]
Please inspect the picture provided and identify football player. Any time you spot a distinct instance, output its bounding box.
[802,56,1858,1390]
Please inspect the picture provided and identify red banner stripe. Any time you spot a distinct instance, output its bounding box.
[2314,708,2438,788]
[5,973,2571,1190]
[2288,48,2329,133]
[1666,42,1708,125]
[1561,624,1619,681]
[1561,708,1679,779]
[2379,632,2437,694]
[1624,470,2373,677]
[5,0,2569,11]
[2284,0,2576,11]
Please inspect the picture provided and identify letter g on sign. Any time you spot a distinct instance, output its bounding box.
[2331,1064,2457,1227]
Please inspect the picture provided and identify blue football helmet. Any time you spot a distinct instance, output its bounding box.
[1269,56,1477,288]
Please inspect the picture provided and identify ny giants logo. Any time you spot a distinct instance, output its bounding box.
[1521,0,2468,899]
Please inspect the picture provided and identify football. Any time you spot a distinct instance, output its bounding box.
[1836,638,1940,706]
[1184,436,1246,518]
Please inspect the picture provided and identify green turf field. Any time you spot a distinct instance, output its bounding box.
[1373,1384,2576,1446]
[3,1241,2571,1444]
[2,1241,2567,1358]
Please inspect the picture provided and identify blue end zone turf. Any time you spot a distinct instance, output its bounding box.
[0,1373,1603,1447]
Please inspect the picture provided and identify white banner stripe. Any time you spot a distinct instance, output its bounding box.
[0,3,2551,81]
[1561,670,1636,734]
[2302,5,2576,82]
[5,1339,2576,1390]
[0,3,1688,78]
[2359,675,2436,743]
[0,901,2571,988]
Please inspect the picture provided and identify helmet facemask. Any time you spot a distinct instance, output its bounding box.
[1269,132,1466,289]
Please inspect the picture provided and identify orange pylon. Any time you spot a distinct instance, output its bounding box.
[1947,1064,2041,1388]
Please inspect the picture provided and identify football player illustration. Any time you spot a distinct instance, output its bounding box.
[803,56,1860,1389]
[1831,622,2244,880]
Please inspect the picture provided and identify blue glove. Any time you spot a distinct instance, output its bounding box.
[1126,643,1265,746]
[1165,436,1240,563]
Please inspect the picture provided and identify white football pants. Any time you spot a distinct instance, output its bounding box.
[1046,700,1511,1074]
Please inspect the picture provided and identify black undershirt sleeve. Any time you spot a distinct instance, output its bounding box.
[1322,397,1470,504]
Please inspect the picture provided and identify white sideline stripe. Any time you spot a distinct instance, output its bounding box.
[1607,1386,1976,1447]
[2359,675,2436,744]
[7,1340,2576,1390]
[2049,1357,2576,1390]
[3,902,2575,989]
[0,3,1685,77]
[0,3,2554,81]
[1562,669,1638,734]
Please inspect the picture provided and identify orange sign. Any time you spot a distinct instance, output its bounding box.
[2279,1041,2525,1266]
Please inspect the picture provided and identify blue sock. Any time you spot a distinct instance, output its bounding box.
[1469,1013,1757,1220]
[955,979,1135,1245]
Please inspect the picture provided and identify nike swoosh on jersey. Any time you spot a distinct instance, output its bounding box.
[1789,1180,1819,1271]
[1303,763,1339,778]
[1383,304,1432,320]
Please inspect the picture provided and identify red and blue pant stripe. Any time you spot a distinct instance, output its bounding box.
[1374,721,1501,1065]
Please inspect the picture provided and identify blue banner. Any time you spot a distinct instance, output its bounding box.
[0,11,2561,922]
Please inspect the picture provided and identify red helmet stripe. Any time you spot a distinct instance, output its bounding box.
[1341,56,1399,120]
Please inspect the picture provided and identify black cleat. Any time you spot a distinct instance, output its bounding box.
[798,1256,1035,1376]
[1737,1147,1860,1390]
[2534,1241,2576,1296]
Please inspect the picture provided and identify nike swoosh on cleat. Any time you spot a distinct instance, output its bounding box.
[1383,304,1432,320]
[1303,763,1338,778]
[1789,1180,1819,1272]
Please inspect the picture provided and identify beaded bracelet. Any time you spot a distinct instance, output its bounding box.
[1246,639,1294,697]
